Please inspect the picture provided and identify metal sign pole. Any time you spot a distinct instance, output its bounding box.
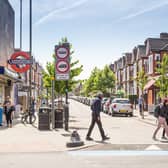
[51,78,55,129]
[29,0,32,124]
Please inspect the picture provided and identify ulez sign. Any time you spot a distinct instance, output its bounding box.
[55,44,70,80]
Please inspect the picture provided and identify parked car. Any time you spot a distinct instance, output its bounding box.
[103,97,113,114]
[109,98,133,117]
[101,97,108,111]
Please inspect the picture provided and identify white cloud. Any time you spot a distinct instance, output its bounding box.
[34,0,89,26]
[120,1,168,20]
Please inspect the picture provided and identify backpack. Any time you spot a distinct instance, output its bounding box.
[90,99,96,111]
[154,105,161,118]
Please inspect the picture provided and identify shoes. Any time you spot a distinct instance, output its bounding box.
[86,136,93,141]
[152,136,157,141]
[102,136,110,141]
[162,136,168,140]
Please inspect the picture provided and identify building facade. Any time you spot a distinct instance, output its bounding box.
[0,0,43,111]
[111,33,168,112]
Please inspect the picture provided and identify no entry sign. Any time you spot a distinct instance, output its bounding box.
[8,51,32,73]
[56,60,69,73]
[55,46,69,59]
[55,44,70,80]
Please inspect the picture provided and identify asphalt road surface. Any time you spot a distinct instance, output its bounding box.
[1,152,168,168]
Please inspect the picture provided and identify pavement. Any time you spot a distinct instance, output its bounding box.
[0,100,163,153]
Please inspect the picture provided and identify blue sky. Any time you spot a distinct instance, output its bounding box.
[9,0,168,79]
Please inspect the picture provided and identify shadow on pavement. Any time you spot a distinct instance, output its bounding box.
[69,119,79,122]
[69,126,88,130]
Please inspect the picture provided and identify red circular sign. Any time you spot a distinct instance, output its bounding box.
[55,46,69,59]
[56,60,69,73]
[10,51,31,73]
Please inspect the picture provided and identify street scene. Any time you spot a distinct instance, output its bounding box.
[1,99,168,167]
[1,0,168,167]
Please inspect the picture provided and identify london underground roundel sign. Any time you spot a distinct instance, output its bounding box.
[8,51,32,73]
[56,60,69,73]
[56,46,69,59]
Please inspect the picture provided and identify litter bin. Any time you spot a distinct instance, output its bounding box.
[55,108,63,128]
[38,106,51,130]
[0,107,3,126]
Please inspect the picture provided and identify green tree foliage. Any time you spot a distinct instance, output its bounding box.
[83,65,115,96]
[136,69,148,95]
[43,38,83,96]
[155,53,168,98]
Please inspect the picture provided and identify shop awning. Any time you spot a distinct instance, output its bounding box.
[0,66,24,83]
[144,79,155,90]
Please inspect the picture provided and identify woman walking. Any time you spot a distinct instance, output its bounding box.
[152,99,168,140]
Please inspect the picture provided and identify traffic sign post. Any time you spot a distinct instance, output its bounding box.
[55,43,70,131]
[55,44,70,81]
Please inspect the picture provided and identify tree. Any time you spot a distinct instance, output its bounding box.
[155,53,168,98]
[43,38,83,97]
[136,69,148,119]
[83,67,100,96]
[83,65,116,97]
[136,69,148,96]
[101,65,116,95]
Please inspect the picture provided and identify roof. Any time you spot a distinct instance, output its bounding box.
[144,79,155,90]
[146,38,168,51]
[161,44,168,50]
[137,45,146,58]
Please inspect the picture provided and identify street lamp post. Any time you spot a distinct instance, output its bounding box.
[20,0,22,50]
[29,0,32,124]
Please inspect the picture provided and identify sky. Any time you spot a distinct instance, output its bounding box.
[9,0,168,79]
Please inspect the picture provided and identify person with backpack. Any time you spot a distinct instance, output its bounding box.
[86,92,110,141]
[152,99,168,140]
[161,98,168,139]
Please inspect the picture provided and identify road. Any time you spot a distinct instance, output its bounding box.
[68,99,166,148]
[1,152,168,168]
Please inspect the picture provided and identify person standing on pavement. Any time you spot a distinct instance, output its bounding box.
[4,101,15,128]
[161,98,168,140]
[138,95,144,117]
[0,103,3,126]
[153,99,168,140]
[86,92,110,141]
[31,97,36,115]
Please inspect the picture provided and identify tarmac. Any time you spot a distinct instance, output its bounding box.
[0,102,159,153]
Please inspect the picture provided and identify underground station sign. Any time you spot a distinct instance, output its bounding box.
[8,51,32,73]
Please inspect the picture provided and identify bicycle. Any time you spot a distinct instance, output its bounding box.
[20,110,36,124]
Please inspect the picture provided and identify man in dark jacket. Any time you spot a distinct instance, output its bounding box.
[86,92,110,141]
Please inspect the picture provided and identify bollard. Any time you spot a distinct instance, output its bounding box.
[66,130,84,147]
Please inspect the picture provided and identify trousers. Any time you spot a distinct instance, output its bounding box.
[86,114,105,138]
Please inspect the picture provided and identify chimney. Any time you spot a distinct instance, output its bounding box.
[160,32,168,39]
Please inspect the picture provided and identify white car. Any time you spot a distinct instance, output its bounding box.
[109,98,133,117]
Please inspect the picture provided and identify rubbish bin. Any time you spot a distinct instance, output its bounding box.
[38,106,51,130]
[55,108,63,128]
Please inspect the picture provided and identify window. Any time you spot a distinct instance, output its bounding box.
[155,54,160,61]
[148,54,153,74]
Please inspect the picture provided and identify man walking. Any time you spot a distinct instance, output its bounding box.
[86,92,110,141]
